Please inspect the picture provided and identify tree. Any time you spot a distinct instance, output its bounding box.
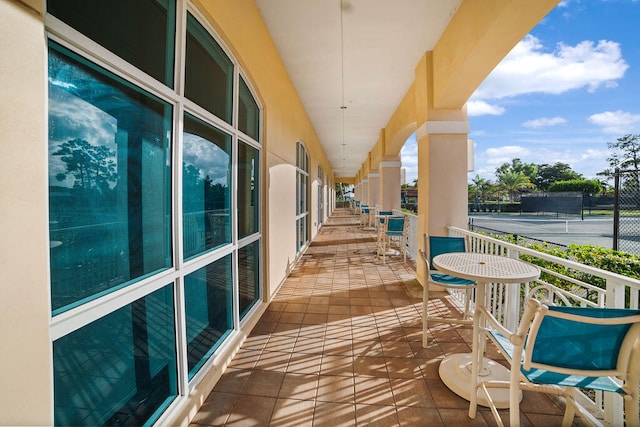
[534,162,582,191]
[53,138,117,192]
[470,175,490,202]
[601,134,640,191]
[497,171,534,201]
[547,179,602,194]
[496,158,538,183]
[604,134,640,173]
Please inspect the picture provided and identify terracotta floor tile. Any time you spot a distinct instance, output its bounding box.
[212,368,251,394]
[396,405,444,426]
[319,354,354,377]
[278,373,319,400]
[316,375,355,403]
[242,370,285,397]
[312,401,356,426]
[353,355,388,378]
[224,394,276,426]
[354,403,399,426]
[189,391,237,426]
[269,398,315,427]
[353,376,395,406]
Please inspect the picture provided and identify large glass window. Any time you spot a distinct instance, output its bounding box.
[238,76,260,141]
[53,285,177,426]
[47,0,176,87]
[48,42,172,315]
[239,240,260,319]
[182,113,232,259]
[185,12,233,124]
[318,165,324,228]
[238,141,259,239]
[48,3,262,424]
[296,142,309,252]
[184,256,233,379]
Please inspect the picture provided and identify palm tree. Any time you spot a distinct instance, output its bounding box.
[471,175,489,202]
[497,171,533,201]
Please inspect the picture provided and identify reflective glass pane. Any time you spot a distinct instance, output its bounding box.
[183,113,232,259]
[239,241,260,319]
[47,0,176,87]
[54,285,177,426]
[238,141,259,238]
[185,12,233,123]
[185,255,233,378]
[48,42,172,315]
[238,77,259,141]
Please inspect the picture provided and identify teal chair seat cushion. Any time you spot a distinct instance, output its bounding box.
[488,328,629,395]
[431,273,475,286]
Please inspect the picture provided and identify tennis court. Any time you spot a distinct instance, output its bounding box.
[468,215,614,249]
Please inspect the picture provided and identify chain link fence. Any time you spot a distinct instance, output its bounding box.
[613,168,640,254]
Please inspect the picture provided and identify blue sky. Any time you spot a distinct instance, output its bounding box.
[401,0,640,185]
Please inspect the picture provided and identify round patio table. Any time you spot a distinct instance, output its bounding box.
[432,252,540,408]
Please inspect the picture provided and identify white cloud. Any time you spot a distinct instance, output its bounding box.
[522,117,567,128]
[467,100,506,117]
[482,146,533,169]
[471,144,610,181]
[588,110,640,134]
[469,35,628,115]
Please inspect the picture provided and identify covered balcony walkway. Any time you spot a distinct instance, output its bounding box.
[190,209,583,426]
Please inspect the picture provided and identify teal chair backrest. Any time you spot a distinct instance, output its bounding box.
[530,305,640,371]
[378,211,393,225]
[362,205,370,214]
[428,236,466,271]
[386,216,405,232]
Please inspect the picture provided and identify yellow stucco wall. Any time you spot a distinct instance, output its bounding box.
[0,1,52,424]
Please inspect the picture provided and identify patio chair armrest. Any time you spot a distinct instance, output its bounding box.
[476,306,524,346]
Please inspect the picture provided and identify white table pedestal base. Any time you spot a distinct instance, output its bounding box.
[438,353,521,408]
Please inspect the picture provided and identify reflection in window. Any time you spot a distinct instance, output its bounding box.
[185,12,233,123]
[238,141,259,239]
[238,76,259,141]
[184,256,233,378]
[239,240,259,319]
[53,285,177,426]
[182,113,232,259]
[47,0,176,87]
[48,42,172,315]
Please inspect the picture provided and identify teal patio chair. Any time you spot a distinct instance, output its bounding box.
[470,298,640,427]
[360,205,370,226]
[375,211,394,258]
[421,235,477,348]
[380,215,407,264]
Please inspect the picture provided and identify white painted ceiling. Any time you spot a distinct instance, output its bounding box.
[255,0,462,178]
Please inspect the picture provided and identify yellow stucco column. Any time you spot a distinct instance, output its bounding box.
[380,159,402,211]
[0,1,53,425]
[416,118,470,293]
[360,179,369,206]
[368,172,380,209]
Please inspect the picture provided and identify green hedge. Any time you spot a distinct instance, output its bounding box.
[490,235,640,305]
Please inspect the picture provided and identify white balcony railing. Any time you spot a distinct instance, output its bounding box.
[392,209,418,263]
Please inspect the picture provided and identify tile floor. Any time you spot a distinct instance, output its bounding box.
[190,208,587,426]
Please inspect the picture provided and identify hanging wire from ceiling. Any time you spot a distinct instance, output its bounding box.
[340,0,347,171]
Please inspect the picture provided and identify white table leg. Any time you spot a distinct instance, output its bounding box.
[439,282,521,409]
